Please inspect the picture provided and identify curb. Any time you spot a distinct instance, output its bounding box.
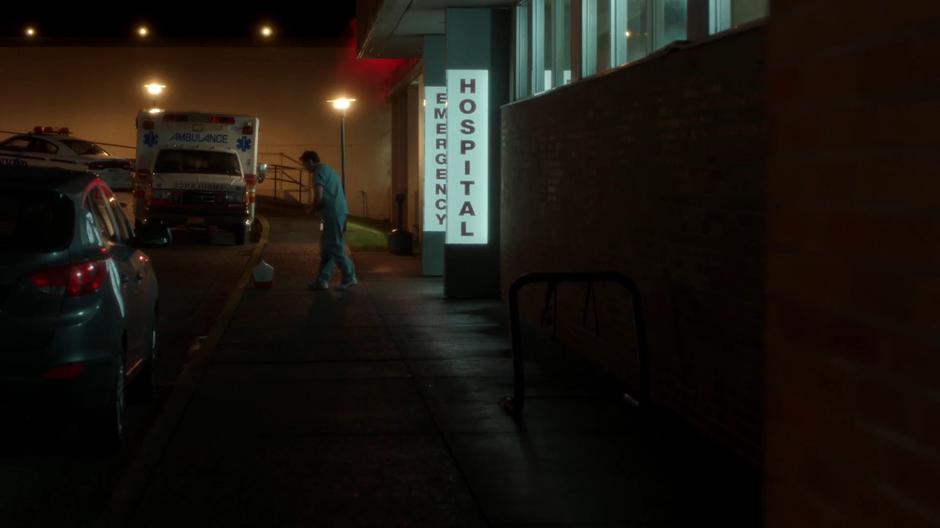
[97,214,270,527]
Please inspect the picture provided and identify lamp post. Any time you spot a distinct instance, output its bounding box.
[144,82,166,111]
[327,97,355,192]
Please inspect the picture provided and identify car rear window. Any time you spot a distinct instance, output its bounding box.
[60,139,109,157]
[154,150,241,176]
[0,190,73,252]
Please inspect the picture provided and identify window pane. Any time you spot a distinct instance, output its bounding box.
[596,0,611,72]
[710,0,767,35]
[0,189,73,252]
[102,187,131,242]
[655,0,687,50]
[554,0,572,87]
[515,2,531,99]
[0,137,31,151]
[89,188,117,242]
[625,0,649,64]
[542,0,554,92]
[531,0,546,94]
[710,0,732,33]
[732,0,768,27]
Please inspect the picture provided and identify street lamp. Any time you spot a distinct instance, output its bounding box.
[144,82,166,111]
[24,26,37,38]
[327,97,356,191]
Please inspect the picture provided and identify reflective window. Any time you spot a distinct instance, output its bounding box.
[0,136,32,152]
[580,0,688,78]
[102,186,132,242]
[88,187,118,243]
[653,0,687,50]
[515,1,531,99]
[516,0,573,98]
[709,0,768,34]
[625,0,649,63]
[0,189,73,252]
[29,139,59,155]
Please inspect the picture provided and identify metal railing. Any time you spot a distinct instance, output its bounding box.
[500,271,650,421]
[259,153,311,204]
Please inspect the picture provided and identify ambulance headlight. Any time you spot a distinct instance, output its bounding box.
[225,191,246,203]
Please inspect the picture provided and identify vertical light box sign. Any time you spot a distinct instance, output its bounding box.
[423,87,447,232]
[445,69,489,245]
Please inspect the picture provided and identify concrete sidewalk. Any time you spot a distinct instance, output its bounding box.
[124,205,760,527]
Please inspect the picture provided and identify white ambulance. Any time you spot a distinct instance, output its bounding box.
[133,110,265,244]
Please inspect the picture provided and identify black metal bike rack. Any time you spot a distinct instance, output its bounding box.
[499,272,650,421]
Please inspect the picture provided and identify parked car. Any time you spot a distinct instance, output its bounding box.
[0,127,134,190]
[0,165,165,449]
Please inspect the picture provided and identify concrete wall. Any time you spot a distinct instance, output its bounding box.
[0,46,393,219]
[764,2,940,526]
[501,26,768,461]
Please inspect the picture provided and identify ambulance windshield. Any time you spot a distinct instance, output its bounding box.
[154,149,241,176]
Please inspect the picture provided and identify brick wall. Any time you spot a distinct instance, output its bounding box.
[764,2,940,526]
[500,26,768,462]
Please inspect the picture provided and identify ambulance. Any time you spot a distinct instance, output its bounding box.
[133,110,265,244]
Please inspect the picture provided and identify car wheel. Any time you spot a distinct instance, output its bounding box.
[129,308,158,403]
[84,352,125,453]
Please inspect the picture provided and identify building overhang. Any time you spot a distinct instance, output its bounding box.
[357,0,517,59]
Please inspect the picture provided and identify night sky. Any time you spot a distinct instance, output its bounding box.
[0,2,356,44]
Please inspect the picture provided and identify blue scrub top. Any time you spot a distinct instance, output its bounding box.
[313,163,349,218]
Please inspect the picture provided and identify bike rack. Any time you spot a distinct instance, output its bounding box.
[500,272,650,421]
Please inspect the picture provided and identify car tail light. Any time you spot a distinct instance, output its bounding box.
[42,363,85,380]
[29,259,110,297]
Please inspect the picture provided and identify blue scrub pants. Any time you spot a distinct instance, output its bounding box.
[317,214,356,284]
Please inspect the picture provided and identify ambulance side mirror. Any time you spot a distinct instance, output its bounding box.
[257,164,268,184]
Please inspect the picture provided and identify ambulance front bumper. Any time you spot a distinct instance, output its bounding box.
[143,204,249,228]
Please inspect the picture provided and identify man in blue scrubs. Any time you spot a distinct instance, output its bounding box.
[301,150,357,290]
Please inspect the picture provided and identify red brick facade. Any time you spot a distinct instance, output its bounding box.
[764,1,940,525]
[501,26,769,463]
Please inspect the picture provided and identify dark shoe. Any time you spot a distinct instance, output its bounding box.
[308,280,330,291]
[337,277,358,291]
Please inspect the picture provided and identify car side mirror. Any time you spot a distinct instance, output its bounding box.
[257,163,268,184]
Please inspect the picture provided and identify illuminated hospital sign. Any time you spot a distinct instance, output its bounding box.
[423,87,447,232]
[445,69,488,245]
